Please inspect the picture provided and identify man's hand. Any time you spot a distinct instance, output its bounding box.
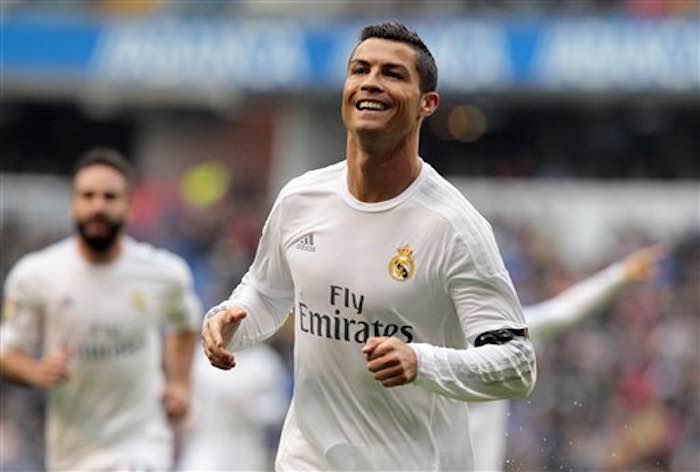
[201,307,246,369]
[623,244,667,283]
[31,350,71,389]
[163,382,190,423]
[362,336,417,388]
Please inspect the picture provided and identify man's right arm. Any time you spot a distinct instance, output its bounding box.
[0,254,69,389]
[0,349,70,388]
[202,191,294,368]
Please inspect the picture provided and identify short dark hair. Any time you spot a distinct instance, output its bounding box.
[358,22,438,94]
[73,147,134,187]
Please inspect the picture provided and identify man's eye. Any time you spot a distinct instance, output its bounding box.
[352,67,366,74]
[385,71,403,79]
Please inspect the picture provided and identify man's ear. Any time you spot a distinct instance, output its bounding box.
[420,92,440,119]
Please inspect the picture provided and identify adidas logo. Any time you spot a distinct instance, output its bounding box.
[296,233,316,252]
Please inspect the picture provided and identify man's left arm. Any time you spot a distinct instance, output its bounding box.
[364,333,534,401]
[364,226,536,401]
[162,257,202,422]
[163,329,197,421]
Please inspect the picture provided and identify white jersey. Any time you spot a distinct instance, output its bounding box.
[1,237,200,471]
[178,345,289,471]
[470,263,627,471]
[207,160,536,471]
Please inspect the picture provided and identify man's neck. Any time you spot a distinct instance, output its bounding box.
[76,237,123,265]
[345,132,422,203]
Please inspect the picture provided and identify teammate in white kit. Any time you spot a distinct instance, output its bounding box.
[470,245,665,471]
[178,344,289,471]
[0,149,200,470]
[202,22,536,471]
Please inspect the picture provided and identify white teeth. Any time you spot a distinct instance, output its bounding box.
[357,100,387,111]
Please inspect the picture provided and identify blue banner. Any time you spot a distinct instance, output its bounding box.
[3,13,698,94]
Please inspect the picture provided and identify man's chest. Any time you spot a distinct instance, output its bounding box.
[283,208,451,333]
[42,271,166,341]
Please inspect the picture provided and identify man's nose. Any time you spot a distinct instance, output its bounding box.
[89,196,109,212]
[360,70,383,93]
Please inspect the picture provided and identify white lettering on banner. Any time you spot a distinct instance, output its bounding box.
[534,19,699,90]
[93,20,310,89]
[89,18,698,92]
[427,22,512,91]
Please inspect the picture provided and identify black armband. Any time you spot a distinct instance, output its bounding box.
[474,328,529,347]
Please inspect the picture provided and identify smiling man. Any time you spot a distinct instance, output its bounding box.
[202,22,536,470]
[0,148,200,470]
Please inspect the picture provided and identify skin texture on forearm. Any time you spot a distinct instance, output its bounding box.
[163,330,198,422]
[164,330,197,387]
[0,350,39,386]
[0,348,70,389]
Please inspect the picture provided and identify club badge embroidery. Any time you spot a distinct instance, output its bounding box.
[388,246,416,282]
[131,290,147,313]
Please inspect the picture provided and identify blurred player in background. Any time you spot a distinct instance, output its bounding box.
[0,148,200,470]
[202,22,535,470]
[177,343,289,471]
[471,244,665,471]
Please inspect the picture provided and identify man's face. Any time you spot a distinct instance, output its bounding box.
[341,38,427,139]
[71,165,130,252]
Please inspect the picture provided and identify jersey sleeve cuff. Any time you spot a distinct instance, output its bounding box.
[410,343,436,385]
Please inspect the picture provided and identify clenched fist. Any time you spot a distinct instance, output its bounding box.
[363,336,417,388]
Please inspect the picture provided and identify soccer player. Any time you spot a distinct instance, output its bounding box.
[470,245,665,471]
[202,22,536,470]
[0,148,200,470]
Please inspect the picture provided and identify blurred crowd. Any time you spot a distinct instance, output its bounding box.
[6,0,698,18]
[495,221,699,471]
[1,177,697,469]
[1,1,697,469]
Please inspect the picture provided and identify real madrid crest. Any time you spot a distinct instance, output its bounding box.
[131,290,147,313]
[388,246,416,282]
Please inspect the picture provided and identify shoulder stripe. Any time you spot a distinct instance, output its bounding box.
[279,161,344,199]
[416,171,507,277]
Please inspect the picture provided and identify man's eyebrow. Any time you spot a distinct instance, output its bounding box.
[383,63,409,72]
[349,59,370,66]
[349,59,409,71]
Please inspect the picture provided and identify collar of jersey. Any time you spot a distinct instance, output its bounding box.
[74,235,130,270]
[339,158,428,213]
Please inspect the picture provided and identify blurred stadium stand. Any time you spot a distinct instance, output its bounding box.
[1,1,698,470]
[4,0,698,17]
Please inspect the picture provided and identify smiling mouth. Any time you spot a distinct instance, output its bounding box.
[355,100,389,111]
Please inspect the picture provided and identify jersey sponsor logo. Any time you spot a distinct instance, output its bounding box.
[295,233,316,252]
[75,322,148,360]
[297,285,415,344]
[388,246,415,281]
[74,337,147,360]
[298,302,414,344]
